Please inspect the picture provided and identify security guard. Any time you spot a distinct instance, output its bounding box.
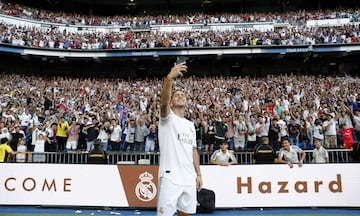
[350,141,360,162]
[253,136,277,164]
[0,137,14,162]
[88,139,108,164]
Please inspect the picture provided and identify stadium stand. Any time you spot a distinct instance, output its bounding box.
[0,0,359,166]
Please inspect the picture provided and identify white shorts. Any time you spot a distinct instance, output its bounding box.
[156,177,196,216]
[66,140,78,150]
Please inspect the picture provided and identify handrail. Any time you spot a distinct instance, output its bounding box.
[9,149,351,165]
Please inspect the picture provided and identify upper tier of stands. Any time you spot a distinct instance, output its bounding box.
[0,2,360,50]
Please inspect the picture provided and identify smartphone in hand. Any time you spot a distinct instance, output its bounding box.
[176,56,188,64]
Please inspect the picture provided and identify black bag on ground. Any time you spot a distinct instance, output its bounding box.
[197,188,215,213]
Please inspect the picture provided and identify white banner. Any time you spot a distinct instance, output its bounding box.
[152,23,274,33]
[306,18,350,27]
[0,163,359,208]
[202,164,360,207]
[0,164,128,206]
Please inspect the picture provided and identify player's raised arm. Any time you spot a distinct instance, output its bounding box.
[160,62,187,118]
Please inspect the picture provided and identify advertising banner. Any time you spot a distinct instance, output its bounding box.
[1,163,359,208]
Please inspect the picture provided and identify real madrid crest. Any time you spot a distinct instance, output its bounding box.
[135,172,157,202]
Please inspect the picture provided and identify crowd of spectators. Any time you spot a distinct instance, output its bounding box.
[1,21,360,49]
[0,1,360,163]
[1,2,359,27]
[0,2,360,49]
[0,72,359,158]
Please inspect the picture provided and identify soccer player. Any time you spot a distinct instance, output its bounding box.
[157,62,202,216]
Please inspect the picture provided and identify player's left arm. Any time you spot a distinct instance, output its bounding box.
[193,147,202,191]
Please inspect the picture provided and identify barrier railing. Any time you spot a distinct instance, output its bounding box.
[11,149,351,165]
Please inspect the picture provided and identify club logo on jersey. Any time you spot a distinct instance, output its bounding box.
[135,172,157,202]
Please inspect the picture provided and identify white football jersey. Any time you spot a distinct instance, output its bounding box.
[158,110,196,186]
